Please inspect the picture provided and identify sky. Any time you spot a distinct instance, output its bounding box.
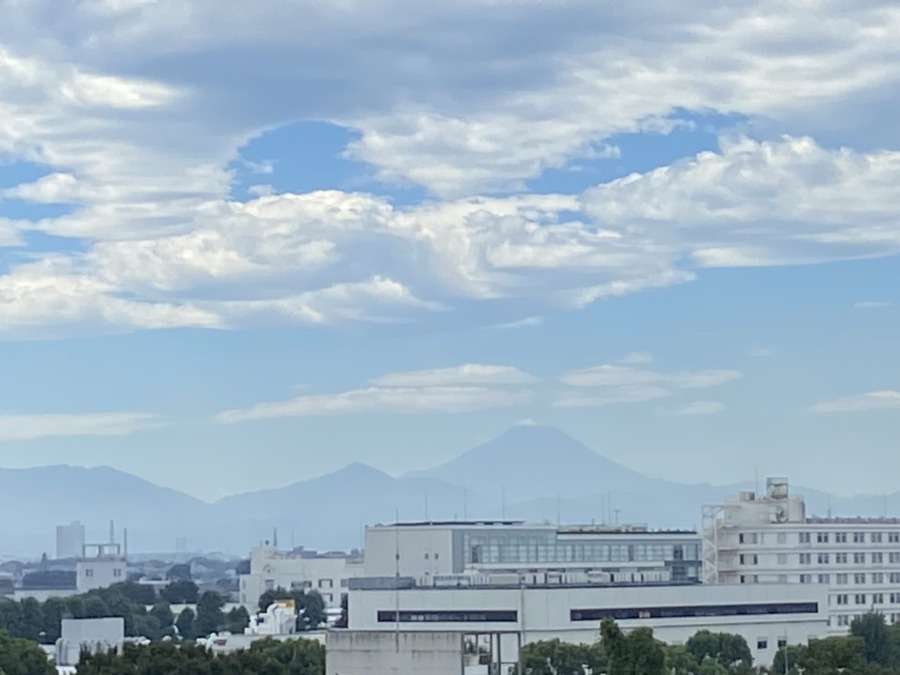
[0,0,898,502]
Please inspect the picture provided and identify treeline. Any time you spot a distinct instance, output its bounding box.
[0,632,325,675]
[0,581,248,643]
[518,613,900,675]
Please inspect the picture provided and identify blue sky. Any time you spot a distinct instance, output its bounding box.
[0,1,898,501]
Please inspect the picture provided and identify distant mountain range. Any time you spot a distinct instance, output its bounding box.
[3,424,899,558]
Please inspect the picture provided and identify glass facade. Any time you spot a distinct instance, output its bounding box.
[459,530,701,579]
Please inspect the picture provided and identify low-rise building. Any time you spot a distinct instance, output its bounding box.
[76,543,126,593]
[239,543,363,609]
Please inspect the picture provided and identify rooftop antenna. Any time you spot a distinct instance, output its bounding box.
[273,527,279,549]
[614,508,621,525]
[123,528,128,560]
[109,520,115,544]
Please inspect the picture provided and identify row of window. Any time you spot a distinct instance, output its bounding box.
[377,610,517,623]
[739,552,900,565]
[740,573,900,585]
[739,532,900,546]
[835,614,900,627]
[833,593,900,606]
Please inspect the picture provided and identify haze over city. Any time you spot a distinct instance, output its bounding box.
[0,1,897,505]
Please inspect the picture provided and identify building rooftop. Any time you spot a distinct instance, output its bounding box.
[377,521,696,535]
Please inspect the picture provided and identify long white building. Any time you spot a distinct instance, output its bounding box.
[345,579,827,666]
[704,477,900,632]
[239,543,364,610]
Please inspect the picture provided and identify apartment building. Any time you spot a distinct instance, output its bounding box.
[703,477,900,632]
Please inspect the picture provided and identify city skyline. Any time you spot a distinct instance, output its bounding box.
[0,2,898,500]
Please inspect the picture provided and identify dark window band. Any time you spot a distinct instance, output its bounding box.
[571,602,818,622]
[377,610,518,623]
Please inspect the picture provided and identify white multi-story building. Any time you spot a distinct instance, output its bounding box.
[56,522,86,560]
[364,521,702,586]
[239,544,364,610]
[76,543,126,592]
[703,477,900,632]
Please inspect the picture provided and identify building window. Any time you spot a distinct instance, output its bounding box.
[85,569,94,578]
[872,533,883,544]
[872,552,884,564]
[837,574,849,585]
[891,574,900,584]
[891,553,900,564]
[872,573,884,584]
[838,615,850,627]
[818,553,830,564]
[836,553,848,564]
[264,580,275,590]
[855,574,866,585]
[777,638,787,649]
[424,553,429,559]
[777,553,787,565]
[757,639,768,650]
[800,574,812,584]
[799,553,811,565]
[873,593,885,605]
[340,579,349,587]
[889,532,900,544]
[778,575,788,583]
[434,553,439,560]
[836,594,848,605]
[818,574,831,584]
[113,568,122,578]
[854,532,865,543]
[890,593,900,603]
[740,554,758,565]
[777,533,787,545]
[318,579,333,589]
[739,533,759,545]
[740,575,759,584]
[817,532,829,543]
[380,610,517,623]
[856,594,867,605]
[854,553,865,564]
[570,602,818,622]
[836,532,847,543]
[799,533,811,544]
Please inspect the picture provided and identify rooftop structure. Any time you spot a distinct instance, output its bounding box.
[364,521,701,587]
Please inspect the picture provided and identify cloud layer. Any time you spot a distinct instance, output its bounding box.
[0,412,159,441]
[0,2,899,337]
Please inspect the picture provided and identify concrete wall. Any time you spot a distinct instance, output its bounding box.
[327,631,464,675]
[76,559,126,592]
[364,526,455,582]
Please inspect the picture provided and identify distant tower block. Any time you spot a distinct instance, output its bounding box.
[176,537,188,553]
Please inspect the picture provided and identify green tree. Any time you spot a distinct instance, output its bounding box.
[518,638,593,675]
[686,630,753,672]
[698,655,729,675]
[298,591,327,630]
[664,644,699,675]
[149,602,175,634]
[226,606,250,634]
[113,581,157,606]
[600,618,631,675]
[194,591,225,637]
[17,598,44,643]
[772,644,804,675]
[0,630,56,675]
[160,580,199,604]
[852,612,891,665]
[175,607,196,640]
[799,635,866,675]
[625,627,665,675]
[0,601,22,637]
[334,594,348,629]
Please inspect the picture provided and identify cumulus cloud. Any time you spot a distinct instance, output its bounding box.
[0,412,159,441]
[811,391,900,413]
[1,3,900,337]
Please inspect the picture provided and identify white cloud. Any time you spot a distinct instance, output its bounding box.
[494,316,544,330]
[554,385,671,409]
[371,364,537,388]
[663,401,727,416]
[811,390,900,413]
[0,412,159,441]
[855,300,892,309]
[560,365,741,389]
[217,386,533,423]
[0,4,898,337]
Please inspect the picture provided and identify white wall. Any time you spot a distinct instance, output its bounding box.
[327,631,464,675]
[76,559,126,592]
[364,526,455,582]
[348,583,828,666]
